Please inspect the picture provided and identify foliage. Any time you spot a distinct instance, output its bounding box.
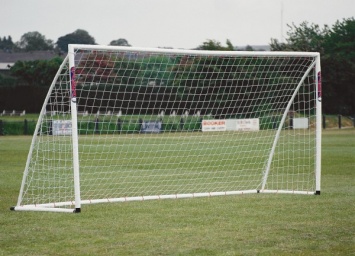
[1,20,354,115]
[16,31,54,51]
[244,45,254,51]
[0,120,36,135]
[72,50,315,118]
[321,19,355,114]
[0,36,17,51]
[10,57,63,86]
[0,74,17,87]
[270,18,355,115]
[56,29,96,52]
[270,22,329,53]
[76,53,118,84]
[109,38,131,46]
[169,55,314,117]
[196,39,234,51]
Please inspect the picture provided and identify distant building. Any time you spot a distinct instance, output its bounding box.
[0,50,62,75]
[235,45,271,51]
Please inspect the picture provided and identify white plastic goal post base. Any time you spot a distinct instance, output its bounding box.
[10,206,79,213]
[260,190,320,195]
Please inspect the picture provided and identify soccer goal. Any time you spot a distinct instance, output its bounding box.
[11,45,322,213]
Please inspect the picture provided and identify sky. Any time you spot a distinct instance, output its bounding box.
[1,0,354,49]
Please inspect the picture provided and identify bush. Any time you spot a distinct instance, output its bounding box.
[0,119,36,135]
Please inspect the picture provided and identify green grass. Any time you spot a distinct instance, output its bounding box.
[0,113,39,122]
[16,130,317,207]
[1,129,354,255]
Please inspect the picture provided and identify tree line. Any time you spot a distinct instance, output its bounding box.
[72,53,314,120]
[0,29,130,53]
[1,18,354,115]
[270,18,355,115]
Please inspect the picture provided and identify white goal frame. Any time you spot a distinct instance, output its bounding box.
[11,45,322,213]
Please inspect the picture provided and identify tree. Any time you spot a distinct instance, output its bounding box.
[270,22,329,53]
[196,39,235,51]
[0,36,17,51]
[245,45,254,51]
[323,18,355,60]
[270,18,355,115]
[321,18,355,114]
[17,32,54,51]
[225,39,234,51]
[109,38,131,46]
[56,29,96,52]
[10,57,63,87]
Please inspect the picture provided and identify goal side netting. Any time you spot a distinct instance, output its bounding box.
[12,45,321,213]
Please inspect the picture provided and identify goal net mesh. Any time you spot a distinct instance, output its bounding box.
[18,47,319,208]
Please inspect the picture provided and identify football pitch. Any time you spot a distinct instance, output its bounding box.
[0,129,354,255]
[15,129,317,209]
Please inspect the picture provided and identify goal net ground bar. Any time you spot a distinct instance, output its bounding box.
[11,189,316,213]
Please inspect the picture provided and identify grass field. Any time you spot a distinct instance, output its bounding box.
[13,129,317,209]
[0,129,354,255]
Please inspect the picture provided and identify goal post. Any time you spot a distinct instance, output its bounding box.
[69,44,81,213]
[11,45,321,213]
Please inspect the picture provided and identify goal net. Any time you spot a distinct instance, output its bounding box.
[12,45,322,213]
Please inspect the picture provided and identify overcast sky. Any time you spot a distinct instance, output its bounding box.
[1,0,354,49]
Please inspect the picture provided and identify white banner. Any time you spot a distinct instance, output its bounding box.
[141,121,162,133]
[202,120,226,132]
[52,120,72,135]
[235,118,259,131]
[202,118,259,132]
[293,118,309,129]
